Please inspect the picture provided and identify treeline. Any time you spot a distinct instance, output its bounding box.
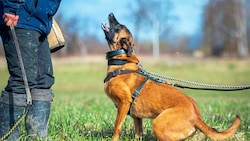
[1,0,250,58]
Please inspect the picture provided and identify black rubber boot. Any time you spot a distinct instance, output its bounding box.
[25,101,51,139]
[0,102,26,141]
[0,91,27,141]
[25,89,54,139]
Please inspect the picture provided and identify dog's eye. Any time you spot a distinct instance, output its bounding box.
[115,25,122,32]
[115,29,120,32]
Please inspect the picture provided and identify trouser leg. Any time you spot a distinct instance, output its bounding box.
[1,27,54,95]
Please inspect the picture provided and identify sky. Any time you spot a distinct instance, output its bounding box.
[57,0,208,40]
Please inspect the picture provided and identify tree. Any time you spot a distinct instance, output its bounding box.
[202,0,248,58]
[54,13,92,57]
[129,0,174,58]
[233,0,248,58]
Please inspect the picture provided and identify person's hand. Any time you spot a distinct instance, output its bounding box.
[3,13,19,26]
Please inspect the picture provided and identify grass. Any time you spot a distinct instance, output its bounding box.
[0,56,250,140]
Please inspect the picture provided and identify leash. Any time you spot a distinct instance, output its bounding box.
[138,64,250,91]
[105,49,250,91]
[0,109,28,141]
[0,25,32,140]
[10,24,32,105]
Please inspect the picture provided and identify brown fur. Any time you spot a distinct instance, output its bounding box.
[102,13,240,141]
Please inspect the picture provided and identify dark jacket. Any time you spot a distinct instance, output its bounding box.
[0,0,61,35]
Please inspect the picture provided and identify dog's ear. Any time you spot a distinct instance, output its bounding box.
[121,37,134,57]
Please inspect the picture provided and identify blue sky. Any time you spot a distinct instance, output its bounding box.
[58,0,207,40]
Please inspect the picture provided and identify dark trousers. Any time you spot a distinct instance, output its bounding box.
[0,27,54,94]
[0,26,54,140]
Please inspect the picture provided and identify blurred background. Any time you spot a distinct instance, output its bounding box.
[0,2,249,140]
[1,0,250,59]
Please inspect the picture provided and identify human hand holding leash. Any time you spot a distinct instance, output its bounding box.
[3,13,19,26]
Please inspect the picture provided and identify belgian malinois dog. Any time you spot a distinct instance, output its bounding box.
[101,13,240,141]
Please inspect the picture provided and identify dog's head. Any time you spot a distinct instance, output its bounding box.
[102,13,135,57]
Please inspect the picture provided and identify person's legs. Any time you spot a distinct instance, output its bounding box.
[0,26,28,140]
[0,27,54,139]
[24,30,54,138]
[2,27,54,94]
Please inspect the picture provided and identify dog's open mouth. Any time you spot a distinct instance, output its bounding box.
[102,13,120,44]
[101,13,120,34]
[101,22,110,33]
[102,21,113,44]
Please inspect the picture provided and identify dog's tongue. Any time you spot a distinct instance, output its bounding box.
[101,22,110,32]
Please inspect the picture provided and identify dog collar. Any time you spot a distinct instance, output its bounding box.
[106,49,126,59]
[108,59,128,66]
[106,48,135,59]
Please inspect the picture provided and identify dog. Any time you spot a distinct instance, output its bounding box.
[101,13,241,141]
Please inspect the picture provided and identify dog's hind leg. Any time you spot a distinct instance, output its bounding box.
[133,117,143,139]
[152,108,196,141]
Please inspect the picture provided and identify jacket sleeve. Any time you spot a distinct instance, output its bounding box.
[3,0,25,15]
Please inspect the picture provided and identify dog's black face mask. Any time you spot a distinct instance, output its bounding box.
[102,13,134,56]
[102,13,120,44]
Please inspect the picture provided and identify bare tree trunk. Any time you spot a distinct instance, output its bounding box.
[152,18,159,58]
[134,19,141,54]
[234,0,248,58]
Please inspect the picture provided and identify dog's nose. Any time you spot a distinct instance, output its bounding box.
[109,13,114,18]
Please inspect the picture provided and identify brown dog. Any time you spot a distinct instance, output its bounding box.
[101,13,240,141]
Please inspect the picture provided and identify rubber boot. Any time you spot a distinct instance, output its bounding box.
[25,101,51,139]
[0,102,26,141]
[0,91,27,141]
[25,89,54,139]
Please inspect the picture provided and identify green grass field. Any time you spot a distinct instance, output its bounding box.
[0,57,250,141]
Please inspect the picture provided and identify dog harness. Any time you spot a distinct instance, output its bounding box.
[104,69,136,83]
[104,70,164,99]
[104,48,136,83]
[104,49,164,115]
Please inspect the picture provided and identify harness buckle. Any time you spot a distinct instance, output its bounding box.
[132,90,140,100]
[113,70,121,76]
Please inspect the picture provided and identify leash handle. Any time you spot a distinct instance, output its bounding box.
[10,24,32,105]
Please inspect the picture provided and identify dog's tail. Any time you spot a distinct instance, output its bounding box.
[195,115,241,141]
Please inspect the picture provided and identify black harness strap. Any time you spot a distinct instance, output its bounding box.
[131,71,164,100]
[132,74,149,100]
[104,70,136,83]
[129,71,164,115]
